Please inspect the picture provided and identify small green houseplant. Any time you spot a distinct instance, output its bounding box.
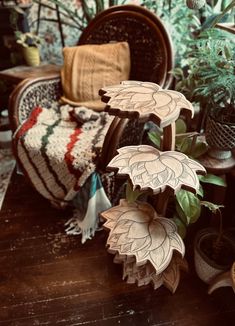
[15,31,41,66]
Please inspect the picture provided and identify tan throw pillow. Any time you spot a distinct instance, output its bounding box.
[60,42,131,111]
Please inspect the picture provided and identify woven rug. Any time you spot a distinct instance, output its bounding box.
[0,148,15,210]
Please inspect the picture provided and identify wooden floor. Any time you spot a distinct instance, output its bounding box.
[0,172,235,326]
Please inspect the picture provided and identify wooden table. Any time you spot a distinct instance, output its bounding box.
[0,171,235,325]
[0,64,61,85]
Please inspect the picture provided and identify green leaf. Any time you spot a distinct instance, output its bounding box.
[148,131,161,149]
[178,137,192,155]
[172,216,187,239]
[197,183,204,198]
[176,190,201,224]
[176,118,187,134]
[192,142,208,158]
[199,174,227,187]
[176,201,188,225]
[125,181,144,203]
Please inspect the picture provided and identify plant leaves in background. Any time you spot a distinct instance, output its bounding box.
[200,201,224,214]
[172,215,187,239]
[197,183,204,198]
[176,189,201,224]
[175,118,187,134]
[126,180,145,203]
[148,131,161,149]
[201,13,229,30]
[198,174,227,187]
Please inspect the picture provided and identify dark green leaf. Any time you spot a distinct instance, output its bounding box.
[148,131,161,149]
[197,183,204,198]
[178,137,192,155]
[125,181,144,203]
[176,118,187,134]
[172,215,187,239]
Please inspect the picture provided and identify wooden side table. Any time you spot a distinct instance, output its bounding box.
[0,64,61,85]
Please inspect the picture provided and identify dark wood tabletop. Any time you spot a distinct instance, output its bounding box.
[0,64,61,84]
[0,171,235,325]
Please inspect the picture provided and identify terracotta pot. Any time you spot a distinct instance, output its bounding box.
[22,46,40,67]
[194,228,235,284]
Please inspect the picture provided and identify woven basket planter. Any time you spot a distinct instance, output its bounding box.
[194,228,235,284]
[205,115,235,159]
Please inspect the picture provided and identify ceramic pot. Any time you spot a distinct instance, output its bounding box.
[22,46,40,67]
[194,228,235,284]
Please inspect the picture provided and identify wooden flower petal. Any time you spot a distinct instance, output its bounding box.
[120,252,188,293]
[102,199,185,274]
[151,253,188,292]
[108,145,206,195]
[100,81,194,128]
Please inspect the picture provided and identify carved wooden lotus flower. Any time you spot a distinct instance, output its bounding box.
[100,81,194,128]
[102,199,185,275]
[121,252,188,293]
[108,145,206,195]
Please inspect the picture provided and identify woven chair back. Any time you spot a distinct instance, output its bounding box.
[79,5,174,88]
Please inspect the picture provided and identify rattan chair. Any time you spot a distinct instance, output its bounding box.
[9,4,174,202]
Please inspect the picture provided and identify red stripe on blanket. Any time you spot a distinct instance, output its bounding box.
[64,127,83,190]
[13,106,63,202]
[14,106,43,140]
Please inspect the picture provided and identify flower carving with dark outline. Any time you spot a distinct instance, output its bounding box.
[102,199,185,275]
[100,81,194,128]
[108,145,206,194]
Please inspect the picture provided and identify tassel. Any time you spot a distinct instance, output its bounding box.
[186,0,206,9]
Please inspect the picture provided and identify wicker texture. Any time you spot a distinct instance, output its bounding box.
[79,5,173,88]
[12,78,62,129]
[206,115,235,150]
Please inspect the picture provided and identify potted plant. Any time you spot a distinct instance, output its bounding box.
[174,28,235,159]
[148,119,227,236]
[15,31,41,66]
[148,120,235,287]
[194,207,235,285]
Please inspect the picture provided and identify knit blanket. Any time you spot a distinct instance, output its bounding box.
[13,104,113,243]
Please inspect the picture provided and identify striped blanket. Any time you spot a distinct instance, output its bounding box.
[13,104,112,243]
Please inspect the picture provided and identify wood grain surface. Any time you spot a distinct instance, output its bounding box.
[0,171,235,325]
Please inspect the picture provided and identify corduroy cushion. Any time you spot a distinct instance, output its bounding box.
[60,42,131,111]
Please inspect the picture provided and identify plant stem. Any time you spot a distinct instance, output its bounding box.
[155,187,172,216]
[211,0,235,27]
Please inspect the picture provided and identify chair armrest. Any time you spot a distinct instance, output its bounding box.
[9,75,62,132]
